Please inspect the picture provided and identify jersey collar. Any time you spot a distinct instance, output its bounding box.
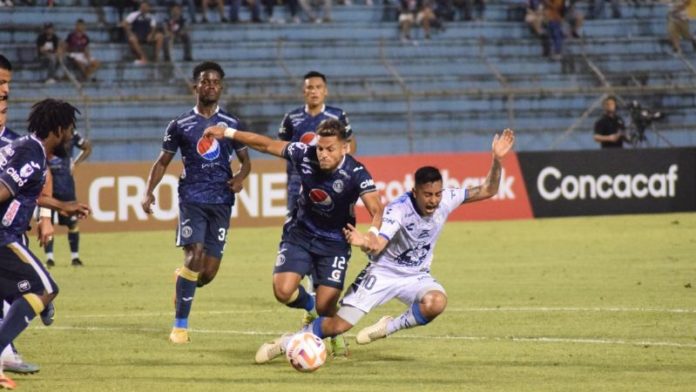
[29,134,47,159]
[407,191,427,217]
[304,104,325,116]
[193,105,220,117]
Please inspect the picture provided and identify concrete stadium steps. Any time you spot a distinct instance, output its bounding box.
[1,12,671,44]
[0,3,668,28]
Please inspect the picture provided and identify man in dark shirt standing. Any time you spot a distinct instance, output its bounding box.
[593,96,626,149]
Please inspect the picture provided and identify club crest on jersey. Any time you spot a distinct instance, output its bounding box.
[332,179,344,193]
[196,136,220,161]
[309,188,334,209]
[299,132,317,146]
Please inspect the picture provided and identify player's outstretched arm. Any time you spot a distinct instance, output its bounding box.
[204,124,288,158]
[465,128,515,203]
[38,197,91,219]
[142,151,175,214]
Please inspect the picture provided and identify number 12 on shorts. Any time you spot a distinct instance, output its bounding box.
[331,256,346,281]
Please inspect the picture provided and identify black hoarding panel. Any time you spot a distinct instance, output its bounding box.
[517,148,696,217]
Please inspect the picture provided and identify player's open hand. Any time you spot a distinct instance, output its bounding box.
[203,124,226,140]
[141,193,155,214]
[343,223,366,247]
[492,128,515,160]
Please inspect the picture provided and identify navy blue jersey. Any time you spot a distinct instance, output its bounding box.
[0,126,21,147]
[278,105,352,178]
[47,131,86,200]
[282,142,376,242]
[162,106,247,205]
[0,135,47,246]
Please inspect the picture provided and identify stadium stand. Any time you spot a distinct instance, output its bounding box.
[1,0,695,160]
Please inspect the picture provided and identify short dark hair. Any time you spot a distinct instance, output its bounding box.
[27,99,80,139]
[604,95,617,104]
[192,61,225,81]
[0,55,12,72]
[303,70,326,83]
[316,118,347,141]
[415,166,442,186]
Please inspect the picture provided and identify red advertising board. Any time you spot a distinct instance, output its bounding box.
[70,152,532,233]
[355,153,533,221]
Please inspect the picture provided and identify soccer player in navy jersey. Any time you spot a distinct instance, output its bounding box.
[141,61,251,344]
[278,71,356,215]
[43,130,92,268]
[0,57,55,376]
[203,118,383,363]
[277,70,357,355]
[0,99,91,390]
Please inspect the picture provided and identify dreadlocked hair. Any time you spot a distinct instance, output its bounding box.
[27,99,80,139]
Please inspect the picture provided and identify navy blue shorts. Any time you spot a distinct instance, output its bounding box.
[176,203,231,259]
[274,227,352,289]
[0,240,59,302]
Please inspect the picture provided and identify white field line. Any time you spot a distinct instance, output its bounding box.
[38,325,696,349]
[58,306,696,320]
[60,309,276,319]
[447,307,696,314]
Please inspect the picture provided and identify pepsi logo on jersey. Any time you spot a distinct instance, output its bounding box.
[300,132,317,146]
[309,188,333,207]
[197,136,220,161]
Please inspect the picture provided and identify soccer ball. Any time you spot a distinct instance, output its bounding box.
[285,332,327,372]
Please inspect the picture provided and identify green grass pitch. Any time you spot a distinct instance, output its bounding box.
[11,212,696,391]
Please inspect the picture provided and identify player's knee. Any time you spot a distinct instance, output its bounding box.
[422,291,447,318]
[272,285,295,304]
[324,317,352,335]
[315,302,338,317]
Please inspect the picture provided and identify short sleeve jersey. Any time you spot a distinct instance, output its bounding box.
[282,142,375,242]
[374,188,468,273]
[162,106,247,205]
[0,136,47,246]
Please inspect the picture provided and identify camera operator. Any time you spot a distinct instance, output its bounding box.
[593,96,627,149]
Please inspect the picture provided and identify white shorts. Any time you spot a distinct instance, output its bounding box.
[341,263,446,314]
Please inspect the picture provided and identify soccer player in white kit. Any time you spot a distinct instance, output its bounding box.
[255,129,514,360]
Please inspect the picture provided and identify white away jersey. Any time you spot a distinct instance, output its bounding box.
[374,188,468,272]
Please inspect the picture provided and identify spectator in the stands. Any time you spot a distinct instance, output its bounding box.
[453,0,484,21]
[399,0,437,41]
[229,0,263,23]
[667,0,696,54]
[164,4,194,62]
[588,0,621,19]
[201,0,228,22]
[64,19,101,82]
[122,1,165,64]
[544,0,564,60]
[0,0,14,7]
[264,0,302,23]
[525,0,550,57]
[563,0,583,38]
[36,23,61,85]
[299,0,332,23]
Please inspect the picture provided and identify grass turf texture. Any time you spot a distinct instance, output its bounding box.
[12,212,696,391]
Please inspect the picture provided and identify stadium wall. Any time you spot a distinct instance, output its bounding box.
[71,148,695,232]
